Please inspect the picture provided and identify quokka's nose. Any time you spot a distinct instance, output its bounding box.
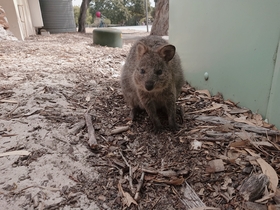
[145,81,154,91]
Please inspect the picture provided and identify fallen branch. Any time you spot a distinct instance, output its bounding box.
[195,115,280,136]
[111,126,129,135]
[119,150,135,194]
[141,168,158,174]
[69,120,86,135]
[174,181,208,209]
[191,137,228,142]
[84,113,97,148]
[1,134,17,137]
[23,109,41,117]
[151,196,162,209]
[0,99,18,104]
[134,172,145,201]
[153,177,185,185]
[142,167,189,177]
[0,99,20,117]
[151,196,162,210]
[205,131,233,138]
[188,103,223,114]
[0,150,30,157]
[1,184,61,196]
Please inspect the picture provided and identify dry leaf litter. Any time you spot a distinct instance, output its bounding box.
[0,31,280,210]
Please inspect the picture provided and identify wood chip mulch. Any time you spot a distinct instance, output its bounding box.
[0,32,279,210]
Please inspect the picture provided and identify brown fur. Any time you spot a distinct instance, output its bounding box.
[120,35,185,132]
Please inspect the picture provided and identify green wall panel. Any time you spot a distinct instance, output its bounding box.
[266,41,280,127]
[169,0,280,128]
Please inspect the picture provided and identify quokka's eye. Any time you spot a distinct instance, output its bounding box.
[156,70,163,75]
[140,69,145,74]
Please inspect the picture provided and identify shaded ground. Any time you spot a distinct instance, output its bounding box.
[0,31,280,210]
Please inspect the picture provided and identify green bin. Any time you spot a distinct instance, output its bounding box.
[93,28,123,48]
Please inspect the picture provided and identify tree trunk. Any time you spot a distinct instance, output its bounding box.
[78,0,90,33]
[150,0,169,36]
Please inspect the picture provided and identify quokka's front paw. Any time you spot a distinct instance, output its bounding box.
[153,124,163,134]
[169,123,182,132]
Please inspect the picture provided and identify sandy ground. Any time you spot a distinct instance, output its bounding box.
[0,31,137,209]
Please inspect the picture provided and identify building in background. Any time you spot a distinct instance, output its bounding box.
[0,0,43,40]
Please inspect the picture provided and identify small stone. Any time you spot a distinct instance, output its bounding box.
[206,159,225,173]
[242,166,253,174]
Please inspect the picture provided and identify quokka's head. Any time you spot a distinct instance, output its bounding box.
[133,42,176,92]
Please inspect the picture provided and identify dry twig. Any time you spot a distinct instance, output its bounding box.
[119,150,135,194]
[84,113,97,148]
[196,115,280,136]
[69,120,86,135]
[134,172,145,201]
[0,99,19,117]
[111,126,129,135]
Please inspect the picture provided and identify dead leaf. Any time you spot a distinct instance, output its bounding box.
[267,204,278,210]
[98,195,106,201]
[229,107,250,114]
[221,104,231,112]
[253,113,263,126]
[166,177,185,185]
[190,140,202,150]
[246,149,278,194]
[273,188,280,204]
[189,128,203,134]
[262,121,275,129]
[226,149,241,162]
[221,176,232,190]
[250,140,274,148]
[144,174,157,181]
[195,89,211,98]
[153,177,185,185]
[158,170,177,177]
[234,116,256,126]
[118,182,138,207]
[181,86,191,93]
[236,130,254,140]
[218,124,234,132]
[255,193,275,203]
[224,99,236,106]
[229,140,250,148]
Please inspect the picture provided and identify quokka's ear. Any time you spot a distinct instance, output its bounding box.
[136,42,148,60]
[157,44,176,62]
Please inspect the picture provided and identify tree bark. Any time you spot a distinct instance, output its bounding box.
[78,0,90,33]
[150,0,169,36]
